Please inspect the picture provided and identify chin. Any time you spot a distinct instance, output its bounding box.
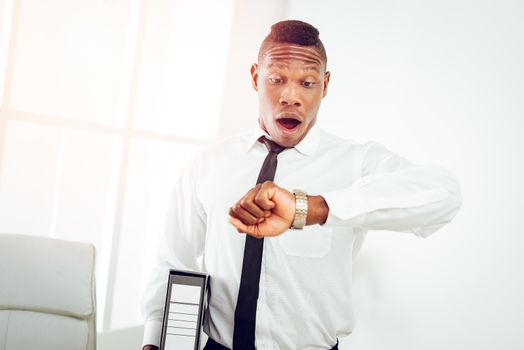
[274,134,301,148]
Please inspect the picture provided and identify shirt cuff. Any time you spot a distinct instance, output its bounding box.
[142,319,163,348]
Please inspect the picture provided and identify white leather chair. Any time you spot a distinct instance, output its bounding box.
[0,233,96,350]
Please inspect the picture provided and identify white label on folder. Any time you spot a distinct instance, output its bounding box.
[164,284,202,350]
[170,284,201,304]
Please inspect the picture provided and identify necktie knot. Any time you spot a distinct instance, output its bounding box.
[259,136,286,154]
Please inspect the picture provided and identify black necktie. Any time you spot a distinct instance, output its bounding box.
[233,137,286,349]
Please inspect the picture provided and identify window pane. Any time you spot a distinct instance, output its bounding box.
[110,138,202,329]
[53,129,122,249]
[0,120,123,331]
[8,0,131,125]
[0,120,61,235]
[132,0,234,139]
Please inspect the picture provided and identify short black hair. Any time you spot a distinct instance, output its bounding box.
[258,20,327,67]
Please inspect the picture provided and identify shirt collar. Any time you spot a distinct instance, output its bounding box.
[246,122,322,157]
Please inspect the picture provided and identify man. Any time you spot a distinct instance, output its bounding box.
[142,20,461,350]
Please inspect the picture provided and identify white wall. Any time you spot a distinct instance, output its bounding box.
[279,1,523,349]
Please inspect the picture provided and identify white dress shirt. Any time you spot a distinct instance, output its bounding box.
[141,125,462,349]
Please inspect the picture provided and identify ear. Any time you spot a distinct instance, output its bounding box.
[322,71,331,98]
[250,63,259,91]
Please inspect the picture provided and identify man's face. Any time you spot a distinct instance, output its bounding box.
[251,43,330,148]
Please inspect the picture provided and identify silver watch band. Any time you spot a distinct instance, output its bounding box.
[291,189,308,229]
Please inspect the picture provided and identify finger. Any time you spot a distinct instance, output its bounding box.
[254,192,276,211]
[255,181,279,210]
[229,216,264,239]
[239,187,266,218]
[229,216,253,234]
[229,206,263,225]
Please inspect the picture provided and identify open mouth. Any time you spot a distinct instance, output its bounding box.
[277,118,301,130]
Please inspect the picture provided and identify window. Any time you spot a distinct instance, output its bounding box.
[0,0,234,331]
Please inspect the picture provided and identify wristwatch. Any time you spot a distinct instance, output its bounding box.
[291,189,308,229]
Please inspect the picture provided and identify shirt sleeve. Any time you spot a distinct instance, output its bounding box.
[320,141,462,238]
[141,156,207,347]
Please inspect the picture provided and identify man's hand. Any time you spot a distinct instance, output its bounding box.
[229,181,295,238]
[142,345,158,350]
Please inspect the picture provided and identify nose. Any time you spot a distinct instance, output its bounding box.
[279,86,301,107]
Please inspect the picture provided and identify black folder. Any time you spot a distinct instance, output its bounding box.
[159,270,209,350]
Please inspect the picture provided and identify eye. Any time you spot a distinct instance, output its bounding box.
[268,77,282,84]
[302,81,316,88]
